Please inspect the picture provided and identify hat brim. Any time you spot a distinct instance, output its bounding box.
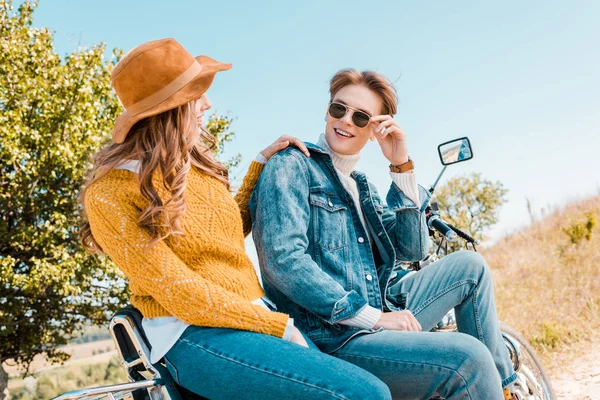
[111,55,232,144]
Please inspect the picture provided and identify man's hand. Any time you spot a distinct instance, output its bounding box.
[373,310,422,332]
[370,115,409,166]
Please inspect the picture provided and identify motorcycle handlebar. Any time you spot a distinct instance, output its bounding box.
[426,211,457,242]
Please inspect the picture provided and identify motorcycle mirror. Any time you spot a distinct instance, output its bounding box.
[429,137,474,196]
[438,137,473,166]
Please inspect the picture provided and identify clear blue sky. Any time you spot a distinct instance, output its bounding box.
[31,0,600,245]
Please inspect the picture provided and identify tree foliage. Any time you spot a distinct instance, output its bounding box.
[205,114,241,170]
[0,1,240,394]
[0,0,126,371]
[433,173,508,250]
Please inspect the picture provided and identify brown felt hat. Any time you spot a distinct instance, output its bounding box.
[111,38,232,144]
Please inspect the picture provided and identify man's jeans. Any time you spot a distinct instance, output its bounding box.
[164,325,391,400]
[333,251,518,400]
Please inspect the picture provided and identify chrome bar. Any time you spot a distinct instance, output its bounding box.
[51,379,160,400]
[109,315,162,380]
[429,165,447,194]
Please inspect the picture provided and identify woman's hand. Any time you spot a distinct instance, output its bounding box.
[370,115,409,166]
[373,310,422,332]
[260,135,310,161]
[289,326,309,348]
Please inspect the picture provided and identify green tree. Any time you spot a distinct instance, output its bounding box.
[0,2,126,397]
[433,173,508,251]
[205,114,241,170]
[0,2,240,398]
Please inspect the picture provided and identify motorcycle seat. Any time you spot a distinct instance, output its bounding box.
[110,305,207,400]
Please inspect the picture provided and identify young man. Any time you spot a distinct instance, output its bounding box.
[250,69,525,400]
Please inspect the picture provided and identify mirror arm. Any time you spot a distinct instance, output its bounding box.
[429,166,448,194]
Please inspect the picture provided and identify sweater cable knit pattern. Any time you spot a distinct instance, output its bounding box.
[84,161,289,338]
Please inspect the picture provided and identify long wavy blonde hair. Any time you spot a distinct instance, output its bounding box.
[79,100,229,254]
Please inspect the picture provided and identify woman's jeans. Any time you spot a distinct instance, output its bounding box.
[164,325,391,400]
[333,251,518,400]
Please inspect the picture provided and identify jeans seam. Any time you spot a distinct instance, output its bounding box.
[163,356,180,385]
[179,338,352,400]
[410,279,477,316]
[335,353,473,400]
[471,285,484,342]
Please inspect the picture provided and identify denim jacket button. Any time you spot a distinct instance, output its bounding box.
[358,237,365,243]
[366,274,373,281]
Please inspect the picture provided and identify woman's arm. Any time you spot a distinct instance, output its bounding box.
[234,161,265,237]
[85,183,289,338]
[234,136,311,237]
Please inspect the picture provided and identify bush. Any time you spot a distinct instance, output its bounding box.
[562,210,598,244]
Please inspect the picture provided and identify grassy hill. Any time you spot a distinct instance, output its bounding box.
[482,195,599,370]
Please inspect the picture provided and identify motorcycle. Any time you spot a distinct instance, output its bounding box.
[402,137,556,400]
[53,138,556,400]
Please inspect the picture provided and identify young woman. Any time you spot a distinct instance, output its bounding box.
[250,69,526,400]
[79,39,392,400]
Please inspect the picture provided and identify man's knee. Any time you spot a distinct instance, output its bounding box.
[452,251,491,282]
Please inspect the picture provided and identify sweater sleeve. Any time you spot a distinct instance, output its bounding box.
[389,171,421,207]
[85,183,288,338]
[234,161,265,237]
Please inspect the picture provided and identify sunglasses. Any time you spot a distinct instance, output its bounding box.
[328,102,372,128]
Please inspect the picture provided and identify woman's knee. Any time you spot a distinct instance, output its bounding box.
[344,377,391,400]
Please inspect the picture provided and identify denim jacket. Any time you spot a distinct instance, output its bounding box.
[249,142,431,353]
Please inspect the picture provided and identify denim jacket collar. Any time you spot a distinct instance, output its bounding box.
[305,141,327,155]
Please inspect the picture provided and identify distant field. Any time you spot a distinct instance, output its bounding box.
[6,339,122,399]
[5,339,115,379]
[8,355,126,400]
[483,195,599,372]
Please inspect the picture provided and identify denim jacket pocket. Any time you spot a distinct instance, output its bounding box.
[309,190,348,250]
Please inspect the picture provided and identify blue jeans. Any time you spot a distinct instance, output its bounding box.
[333,251,517,399]
[164,325,391,400]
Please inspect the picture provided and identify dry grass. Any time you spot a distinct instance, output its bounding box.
[482,196,600,372]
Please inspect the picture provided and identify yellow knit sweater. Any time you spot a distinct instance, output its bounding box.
[84,161,289,338]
